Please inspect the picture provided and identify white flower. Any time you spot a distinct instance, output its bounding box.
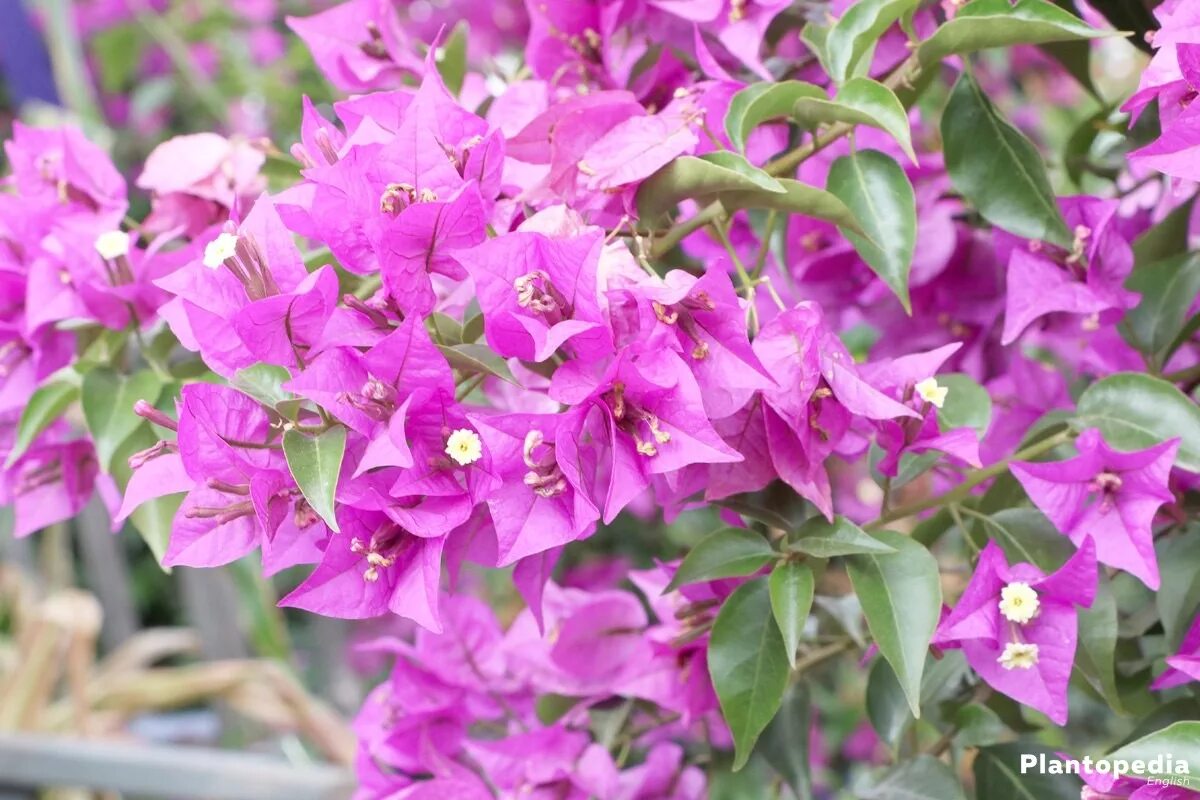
[998,582,1040,624]
[915,377,948,409]
[94,230,130,260]
[445,428,483,466]
[203,232,239,269]
[998,642,1039,670]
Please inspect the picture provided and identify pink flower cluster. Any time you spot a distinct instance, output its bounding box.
[352,567,721,799]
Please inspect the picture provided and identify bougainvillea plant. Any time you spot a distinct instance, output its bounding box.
[3,0,1200,796]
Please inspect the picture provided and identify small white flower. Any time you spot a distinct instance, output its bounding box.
[998,642,1039,670]
[203,232,239,269]
[998,582,1040,624]
[94,230,130,260]
[445,428,483,466]
[915,377,948,409]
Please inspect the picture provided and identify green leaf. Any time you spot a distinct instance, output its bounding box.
[826,0,920,83]
[80,368,164,473]
[129,492,183,569]
[973,743,1082,800]
[827,149,916,312]
[716,178,864,233]
[436,21,468,96]
[725,81,824,152]
[282,426,347,533]
[709,578,790,770]
[962,508,1074,572]
[862,755,968,800]
[755,685,813,800]
[636,152,784,220]
[461,313,485,343]
[866,658,913,748]
[1132,195,1195,266]
[1121,254,1200,370]
[789,515,897,558]
[1075,579,1125,714]
[535,693,582,725]
[1074,372,1200,472]
[919,0,1111,67]
[768,561,815,668]
[666,527,775,591]
[936,373,993,434]
[846,531,941,716]
[1156,535,1200,648]
[1107,722,1200,782]
[232,363,295,410]
[429,312,464,345]
[5,377,80,468]
[438,343,519,386]
[792,78,916,163]
[942,73,1071,248]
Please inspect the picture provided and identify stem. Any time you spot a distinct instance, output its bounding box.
[129,1,230,125]
[712,220,759,334]
[865,429,1074,530]
[1163,362,1200,385]
[792,638,855,675]
[37,0,104,125]
[456,373,486,401]
[751,210,778,279]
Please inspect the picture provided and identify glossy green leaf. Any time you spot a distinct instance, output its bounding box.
[1074,372,1200,472]
[1121,254,1200,370]
[827,149,916,312]
[709,578,790,770]
[716,178,864,233]
[792,78,916,163]
[232,363,294,409]
[936,373,993,434]
[438,343,519,386]
[437,21,469,96]
[1156,535,1200,648]
[789,515,897,558]
[1076,580,1124,714]
[963,508,1074,572]
[974,744,1082,800]
[1106,722,1200,782]
[282,426,347,533]
[768,561,815,668]
[636,152,784,220]
[918,0,1110,67]
[81,368,164,473]
[130,493,183,568]
[865,658,912,748]
[725,80,824,152]
[846,531,941,715]
[1132,196,1195,266]
[755,685,813,800]
[942,73,1071,247]
[5,377,80,468]
[826,0,920,82]
[862,755,968,800]
[666,527,775,591]
[428,313,464,345]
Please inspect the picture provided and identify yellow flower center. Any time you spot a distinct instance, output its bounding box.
[998,582,1040,624]
[998,642,1039,670]
[203,232,239,269]
[94,230,130,260]
[915,377,948,409]
[445,428,483,466]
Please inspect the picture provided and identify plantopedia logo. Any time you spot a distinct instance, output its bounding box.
[1020,752,1193,786]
